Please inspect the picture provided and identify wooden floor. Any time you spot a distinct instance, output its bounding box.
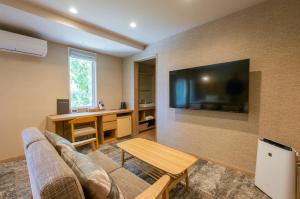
[136,129,156,141]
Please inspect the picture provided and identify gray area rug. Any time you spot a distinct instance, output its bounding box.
[0,160,31,199]
[0,141,269,199]
[98,142,270,199]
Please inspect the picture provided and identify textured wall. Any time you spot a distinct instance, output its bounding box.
[0,42,123,161]
[123,0,300,173]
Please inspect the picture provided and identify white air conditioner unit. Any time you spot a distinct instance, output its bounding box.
[0,30,47,57]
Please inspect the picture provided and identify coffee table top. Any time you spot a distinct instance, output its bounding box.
[117,138,198,175]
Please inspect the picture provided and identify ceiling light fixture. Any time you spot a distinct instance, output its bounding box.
[129,22,137,28]
[69,7,78,14]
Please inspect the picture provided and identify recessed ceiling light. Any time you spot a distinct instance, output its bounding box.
[69,7,78,14]
[129,22,137,28]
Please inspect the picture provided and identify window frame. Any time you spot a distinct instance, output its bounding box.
[68,48,97,110]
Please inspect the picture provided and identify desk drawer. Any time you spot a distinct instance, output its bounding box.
[102,114,117,122]
[103,121,117,131]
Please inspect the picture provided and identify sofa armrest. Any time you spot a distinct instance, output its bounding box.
[135,175,170,199]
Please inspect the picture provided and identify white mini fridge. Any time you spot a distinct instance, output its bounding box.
[255,138,296,199]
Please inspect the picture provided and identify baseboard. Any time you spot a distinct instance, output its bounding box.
[0,155,25,163]
[197,155,255,176]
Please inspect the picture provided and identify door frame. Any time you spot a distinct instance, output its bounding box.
[133,55,158,139]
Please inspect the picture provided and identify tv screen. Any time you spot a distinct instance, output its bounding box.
[169,59,249,113]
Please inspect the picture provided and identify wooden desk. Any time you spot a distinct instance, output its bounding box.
[47,109,133,144]
[117,138,198,197]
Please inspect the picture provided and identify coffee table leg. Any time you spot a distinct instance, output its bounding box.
[121,150,125,167]
[185,170,189,191]
[163,187,169,199]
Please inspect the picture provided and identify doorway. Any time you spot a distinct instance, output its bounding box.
[134,58,156,141]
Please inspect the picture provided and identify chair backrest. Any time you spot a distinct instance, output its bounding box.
[69,116,97,125]
[69,116,98,146]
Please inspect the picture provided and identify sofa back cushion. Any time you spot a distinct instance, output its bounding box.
[61,148,124,199]
[45,131,76,154]
[22,128,85,199]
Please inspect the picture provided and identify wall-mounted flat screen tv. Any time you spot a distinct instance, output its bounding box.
[169,59,249,113]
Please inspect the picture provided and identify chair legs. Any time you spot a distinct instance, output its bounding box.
[93,137,99,150]
[95,132,99,149]
[91,141,96,151]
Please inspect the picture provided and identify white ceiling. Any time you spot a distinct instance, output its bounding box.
[28,0,266,44]
[0,0,266,57]
[0,4,141,57]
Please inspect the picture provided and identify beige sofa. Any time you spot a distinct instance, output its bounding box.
[22,127,170,199]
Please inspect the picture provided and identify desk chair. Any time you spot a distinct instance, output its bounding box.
[69,116,99,150]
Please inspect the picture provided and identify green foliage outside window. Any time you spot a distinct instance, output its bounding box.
[69,57,93,108]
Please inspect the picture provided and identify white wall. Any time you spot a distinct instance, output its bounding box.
[97,53,123,109]
[0,42,123,161]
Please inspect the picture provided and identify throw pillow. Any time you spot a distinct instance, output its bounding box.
[61,148,124,199]
[45,131,76,154]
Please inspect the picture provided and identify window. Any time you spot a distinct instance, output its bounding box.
[69,48,97,109]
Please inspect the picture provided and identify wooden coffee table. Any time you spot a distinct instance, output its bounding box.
[117,138,198,197]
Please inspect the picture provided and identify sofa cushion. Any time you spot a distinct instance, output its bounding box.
[61,148,124,199]
[26,140,84,199]
[22,127,46,149]
[45,131,76,154]
[110,168,150,199]
[87,150,121,173]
